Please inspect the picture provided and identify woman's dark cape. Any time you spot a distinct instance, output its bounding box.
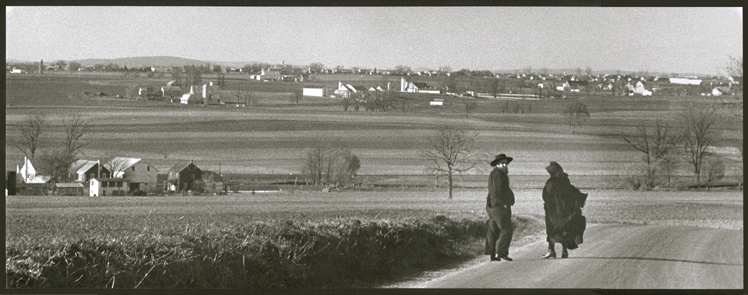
[543,173,588,249]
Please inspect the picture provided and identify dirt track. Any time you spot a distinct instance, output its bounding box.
[417,224,743,289]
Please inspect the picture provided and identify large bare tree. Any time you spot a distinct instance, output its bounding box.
[562,100,591,134]
[622,119,683,190]
[14,114,47,160]
[62,115,92,157]
[421,126,480,199]
[679,104,719,183]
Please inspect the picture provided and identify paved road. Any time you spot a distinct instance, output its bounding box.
[423,224,743,289]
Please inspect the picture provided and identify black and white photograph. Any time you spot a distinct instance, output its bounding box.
[4,6,743,291]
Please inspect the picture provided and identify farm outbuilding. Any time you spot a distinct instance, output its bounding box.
[669,77,702,85]
[90,178,129,197]
[16,183,51,195]
[303,86,327,97]
[55,183,85,196]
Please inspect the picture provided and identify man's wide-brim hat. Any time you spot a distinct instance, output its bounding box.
[490,154,513,166]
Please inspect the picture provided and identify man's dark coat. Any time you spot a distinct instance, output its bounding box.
[542,172,587,249]
[485,167,515,257]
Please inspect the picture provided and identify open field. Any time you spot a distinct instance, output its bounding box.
[5,74,744,288]
[5,73,742,185]
[5,190,743,288]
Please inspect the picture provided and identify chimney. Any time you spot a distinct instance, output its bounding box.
[40,59,44,74]
[338,81,343,89]
[401,77,406,92]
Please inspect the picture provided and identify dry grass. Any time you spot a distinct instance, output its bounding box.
[5,189,741,288]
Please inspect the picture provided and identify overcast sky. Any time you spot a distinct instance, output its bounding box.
[5,7,743,75]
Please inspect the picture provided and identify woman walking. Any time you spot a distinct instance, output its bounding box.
[542,162,587,259]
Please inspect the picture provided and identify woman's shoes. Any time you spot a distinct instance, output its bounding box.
[561,250,569,258]
[542,251,556,259]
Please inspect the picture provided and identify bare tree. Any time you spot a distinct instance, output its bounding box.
[679,105,718,183]
[563,100,590,134]
[726,55,743,98]
[421,126,480,199]
[62,115,92,157]
[14,114,47,160]
[464,100,478,118]
[622,119,683,190]
[301,141,359,187]
[291,90,303,105]
[702,155,725,190]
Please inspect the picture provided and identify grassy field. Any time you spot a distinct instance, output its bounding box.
[5,189,742,288]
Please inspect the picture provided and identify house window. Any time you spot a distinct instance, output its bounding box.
[147,166,150,171]
[90,173,94,179]
[132,167,135,171]
[103,181,108,188]
[117,182,122,187]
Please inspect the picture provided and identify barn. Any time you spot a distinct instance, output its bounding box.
[167,161,204,193]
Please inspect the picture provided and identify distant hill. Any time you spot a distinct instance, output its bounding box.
[74,56,215,68]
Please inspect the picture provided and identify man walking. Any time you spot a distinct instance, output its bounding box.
[485,154,515,261]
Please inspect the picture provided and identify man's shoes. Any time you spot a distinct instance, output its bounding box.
[561,250,569,258]
[498,256,513,261]
[490,256,500,261]
[542,251,556,259]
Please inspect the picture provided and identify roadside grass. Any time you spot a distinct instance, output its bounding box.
[6,190,741,288]
[6,211,541,288]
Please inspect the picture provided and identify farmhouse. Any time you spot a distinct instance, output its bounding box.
[104,157,158,193]
[167,161,204,193]
[401,77,440,94]
[252,68,282,81]
[70,159,111,182]
[633,81,652,96]
[334,82,355,98]
[179,85,204,104]
[90,178,129,197]
[303,86,327,97]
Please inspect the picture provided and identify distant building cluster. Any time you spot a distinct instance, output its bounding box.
[6,157,225,197]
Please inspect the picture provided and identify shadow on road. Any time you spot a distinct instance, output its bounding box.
[565,256,742,266]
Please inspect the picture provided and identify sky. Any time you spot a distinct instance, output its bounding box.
[5,7,743,75]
